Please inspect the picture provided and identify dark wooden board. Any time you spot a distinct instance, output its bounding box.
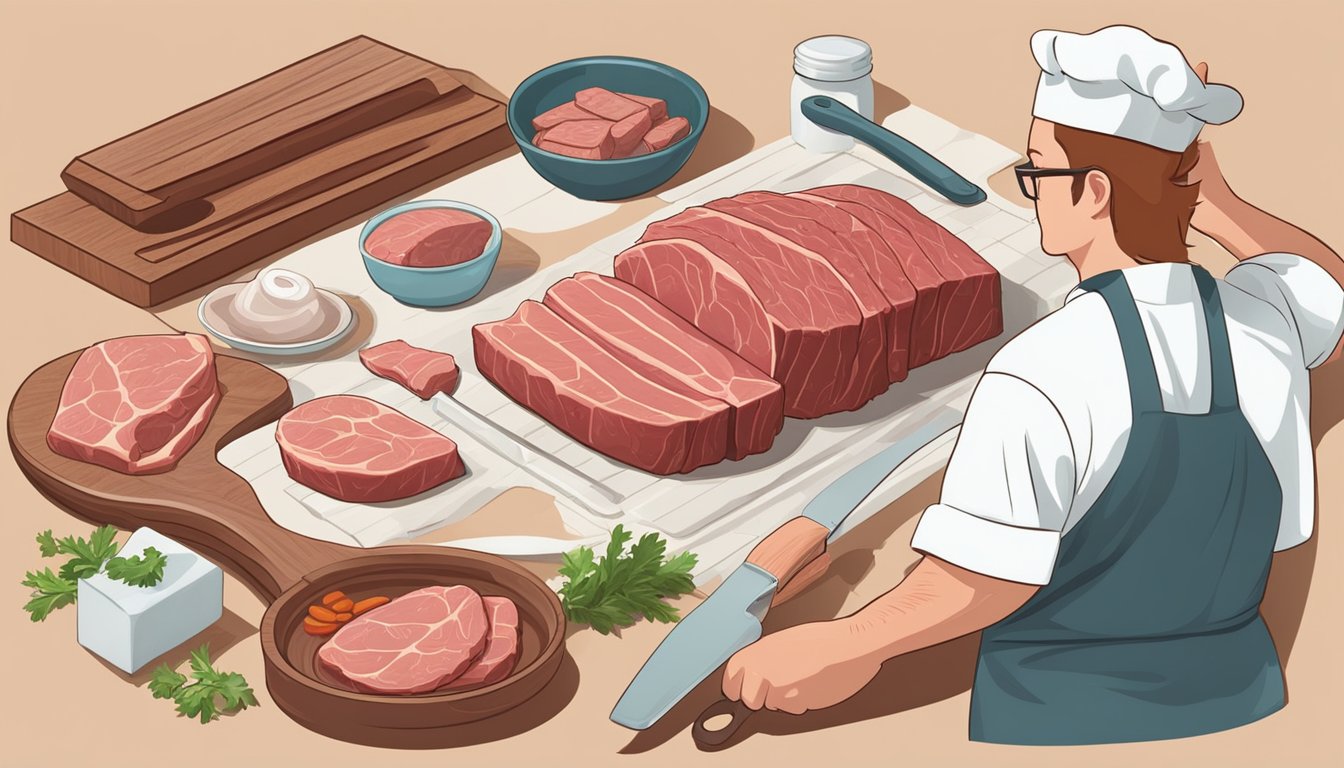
[10,37,514,308]
[63,37,467,227]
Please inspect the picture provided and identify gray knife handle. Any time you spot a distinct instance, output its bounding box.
[800,95,986,206]
[692,698,754,750]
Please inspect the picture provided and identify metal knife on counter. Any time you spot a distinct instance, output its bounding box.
[610,411,962,743]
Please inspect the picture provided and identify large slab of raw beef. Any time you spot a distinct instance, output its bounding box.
[318,585,489,695]
[543,272,783,460]
[473,301,731,474]
[46,333,221,475]
[807,185,1003,360]
[471,182,1003,475]
[276,395,465,502]
[443,595,520,690]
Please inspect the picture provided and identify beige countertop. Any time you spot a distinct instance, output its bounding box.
[2,1,1340,765]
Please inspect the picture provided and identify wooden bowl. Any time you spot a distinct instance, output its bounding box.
[261,548,565,747]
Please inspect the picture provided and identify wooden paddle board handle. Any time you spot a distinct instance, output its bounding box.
[745,517,829,591]
[692,697,754,750]
[8,348,356,602]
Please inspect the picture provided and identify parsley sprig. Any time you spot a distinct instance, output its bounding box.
[149,644,258,723]
[558,525,697,634]
[21,526,169,621]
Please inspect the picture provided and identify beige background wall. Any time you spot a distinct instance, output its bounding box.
[2,1,1340,766]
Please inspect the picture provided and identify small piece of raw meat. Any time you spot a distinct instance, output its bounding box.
[318,586,489,695]
[620,92,668,122]
[364,208,493,268]
[46,333,220,475]
[539,119,616,159]
[359,340,460,399]
[574,87,644,121]
[610,108,654,157]
[642,116,691,152]
[444,596,520,690]
[276,395,464,502]
[531,100,593,131]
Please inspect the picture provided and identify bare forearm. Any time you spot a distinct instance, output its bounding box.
[1197,183,1344,284]
[838,556,1038,663]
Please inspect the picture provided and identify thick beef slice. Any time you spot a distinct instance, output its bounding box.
[544,272,783,460]
[642,117,691,152]
[443,596,520,690]
[620,92,668,122]
[615,238,778,378]
[359,340,459,399]
[790,191,921,381]
[531,100,593,131]
[47,334,220,475]
[538,119,616,160]
[276,395,464,502]
[610,108,654,156]
[706,192,891,405]
[640,207,865,417]
[575,87,645,121]
[809,185,1002,359]
[318,586,489,695]
[473,301,731,474]
[803,188,952,367]
[364,209,493,268]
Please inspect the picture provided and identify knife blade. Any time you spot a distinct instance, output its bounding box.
[610,413,957,730]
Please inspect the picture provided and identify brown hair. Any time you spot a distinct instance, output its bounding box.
[1053,124,1201,263]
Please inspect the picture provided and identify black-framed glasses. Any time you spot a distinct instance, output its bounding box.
[1014,162,1101,201]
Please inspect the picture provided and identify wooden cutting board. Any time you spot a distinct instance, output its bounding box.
[10,37,514,308]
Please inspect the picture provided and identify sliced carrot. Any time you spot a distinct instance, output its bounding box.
[303,617,338,636]
[331,598,354,613]
[352,596,390,615]
[321,590,346,607]
[308,605,338,622]
[335,612,353,622]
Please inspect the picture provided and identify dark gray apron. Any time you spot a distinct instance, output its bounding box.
[969,266,1286,745]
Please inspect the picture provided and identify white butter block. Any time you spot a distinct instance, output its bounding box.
[77,528,223,673]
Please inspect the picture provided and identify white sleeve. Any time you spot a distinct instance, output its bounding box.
[910,372,1075,585]
[1225,253,1344,369]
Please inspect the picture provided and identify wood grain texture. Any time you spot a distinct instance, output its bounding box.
[745,517,829,587]
[10,37,513,308]
[7,348,355,599]
[63,37,466,226]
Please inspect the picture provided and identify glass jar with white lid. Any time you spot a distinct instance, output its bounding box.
[790,35,874,152]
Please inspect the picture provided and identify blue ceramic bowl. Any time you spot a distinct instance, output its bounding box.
[508,56,709,201]
[359,200,502,308]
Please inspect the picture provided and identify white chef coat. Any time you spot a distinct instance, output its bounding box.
[910,254,1344,585]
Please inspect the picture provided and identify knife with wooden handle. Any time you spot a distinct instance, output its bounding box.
[609,412,961,739]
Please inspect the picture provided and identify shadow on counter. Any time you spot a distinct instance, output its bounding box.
[88,608,256,687]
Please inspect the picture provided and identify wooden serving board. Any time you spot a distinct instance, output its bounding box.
[7,349,350,600]
[10,37,514,308]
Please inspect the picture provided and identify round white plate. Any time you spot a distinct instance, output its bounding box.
[198,283,354,356]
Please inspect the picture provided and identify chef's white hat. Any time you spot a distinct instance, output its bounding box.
[1031,25,1243,152]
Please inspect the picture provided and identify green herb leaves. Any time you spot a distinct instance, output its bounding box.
[558,525,697,634]
[20,567,78,622]
[104,546,168,588]
[21,526,169,621]
[149,644,258,723]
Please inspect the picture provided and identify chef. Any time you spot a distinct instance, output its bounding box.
[722,25,1344,745]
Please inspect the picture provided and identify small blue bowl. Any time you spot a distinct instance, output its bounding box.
[508,56,710,201]
[359,200,502,308]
